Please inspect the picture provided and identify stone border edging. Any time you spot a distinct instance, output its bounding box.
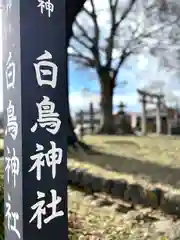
[68,167,180,217]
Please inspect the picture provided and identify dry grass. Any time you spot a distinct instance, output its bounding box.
[68,187,138,239]
[68,135,180,239]
[68,135,180,193]
[68,187,176,239]
[83,135,180,166]
[0,139,3,151]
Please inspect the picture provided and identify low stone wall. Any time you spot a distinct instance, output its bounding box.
[68,168,180,217]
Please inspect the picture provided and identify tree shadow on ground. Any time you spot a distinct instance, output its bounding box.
[68,146,180,189]
[104,140,140,148]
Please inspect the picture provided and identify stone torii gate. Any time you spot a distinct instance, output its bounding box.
[2,0,86,240]
[137,89,165,135]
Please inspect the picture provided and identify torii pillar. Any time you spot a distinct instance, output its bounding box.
[141,95,147,136]
[155,94,164,135]
[156,97,162,135]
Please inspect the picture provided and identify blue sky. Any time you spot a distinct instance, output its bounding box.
[1,2,180,117]
[68,57,141,116]
[68,53,180,116]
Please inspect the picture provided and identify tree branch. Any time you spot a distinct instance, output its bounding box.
[69,54,96,68]
[69,44,94,65]
[127,15,180,53]
[69,0,180,89]
[105,0,136,69]
[74,19,93,45]
[72,35,92,51]
[113,49,131,80]
[84,0,101,67]
[72,1,101,70]
[116,0,136,26]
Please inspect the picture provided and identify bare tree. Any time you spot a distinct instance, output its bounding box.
[149,0,180,71]
[68,0,179,134]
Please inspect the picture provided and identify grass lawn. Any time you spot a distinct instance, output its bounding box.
[68,135,180,194]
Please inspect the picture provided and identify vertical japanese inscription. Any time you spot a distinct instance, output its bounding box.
[5,100,18,140]
[29,141,62,181]
[31,50,60,134]
[37,0,54,18]
[4,0,67,238]
[5,147,20,188]
[29,190,64,229]
[29,48,64,229]
[6,52,16,89]
[34,50,58,88]
[31,96,61,135]
[5,194,20,239]
[28,9,65,227]
[3,1,22,239]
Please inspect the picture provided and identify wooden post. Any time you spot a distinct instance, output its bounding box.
[137,89,148,136]
[89,102,94,133]
[3,1,68,239]
[156,98,162,135]
[141,96,147,136]
[167,119,172,135]
[79,110,84,139]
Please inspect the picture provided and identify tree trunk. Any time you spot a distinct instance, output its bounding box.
[66,0,93,148]
[67,106,78,146]
[98,79,115,134]
[66,60,90,149]
[67,6,79,146]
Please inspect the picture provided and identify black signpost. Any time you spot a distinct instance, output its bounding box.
[3,0,67,239]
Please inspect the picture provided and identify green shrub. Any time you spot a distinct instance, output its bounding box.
[119,116,133,134]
